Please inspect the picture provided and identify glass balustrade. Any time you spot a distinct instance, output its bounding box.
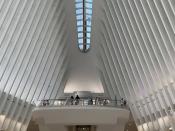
[35,97,127,108]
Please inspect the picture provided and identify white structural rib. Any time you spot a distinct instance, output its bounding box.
[0,0,69,131]
[93,0,175,130]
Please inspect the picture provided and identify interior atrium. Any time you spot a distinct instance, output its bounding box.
[0,0,175,131]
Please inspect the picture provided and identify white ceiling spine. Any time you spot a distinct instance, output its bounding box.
[93,0,175,130]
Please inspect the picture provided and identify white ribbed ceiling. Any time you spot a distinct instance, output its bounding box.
[0,0,69,102]
[92,0,175,130]
[0,0,175,131]
[0,0,70,130]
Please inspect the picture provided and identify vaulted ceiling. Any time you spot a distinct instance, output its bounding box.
[0,0,175,131]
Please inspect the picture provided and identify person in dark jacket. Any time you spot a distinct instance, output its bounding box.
[75,95,80,105]
[70,96,74,105]
[88,98,93,105]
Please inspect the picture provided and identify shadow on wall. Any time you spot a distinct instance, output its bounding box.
[27,120,39,131]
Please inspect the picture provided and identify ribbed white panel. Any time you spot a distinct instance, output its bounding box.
[93,0,175,130]
[0,0,69,130]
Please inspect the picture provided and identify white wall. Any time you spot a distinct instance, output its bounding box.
[64,67,104,93]
[39,124,67,131]
[33,106,130,131]
[63,0,104,94]
[97,125,124,131]
[38,124,125,131]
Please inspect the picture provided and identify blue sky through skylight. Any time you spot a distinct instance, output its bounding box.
[75,0,93,51]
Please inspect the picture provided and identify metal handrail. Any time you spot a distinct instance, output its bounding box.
[35,98,127,108]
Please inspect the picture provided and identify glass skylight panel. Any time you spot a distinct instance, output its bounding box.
[76,0,82,2]
[76,15,83,20]
[76,3,83,8]
[86,14,92,18]
[86,9,92,14]
[78,33,83,37]
[86,20,91,26]
[87,33,90,38]
[79,45,84,50]
[87,27,91,32]
[78,39,83,43]
[76,9,83,14]
[86,3,92,8]
[75,0,93,52]
[87,39,90,44]
[77,26,83,32]
[86,44,90,49]
[77,21,83,26]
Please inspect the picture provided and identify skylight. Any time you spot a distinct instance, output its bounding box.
[75,0,93,52]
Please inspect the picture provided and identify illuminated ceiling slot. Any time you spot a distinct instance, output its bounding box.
[75,0,93,52]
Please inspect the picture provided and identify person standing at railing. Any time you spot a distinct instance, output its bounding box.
[88,98,93,105]
[123,99,127,106]
[95,97,98,105]
[103,99,108,105]
[46,100,49,106]
[120,98,127,107]
[120,98,124,106]
[70,96,74,105]
[42,100,47,106]
[75,95,80,105]
[115,96,118,105]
